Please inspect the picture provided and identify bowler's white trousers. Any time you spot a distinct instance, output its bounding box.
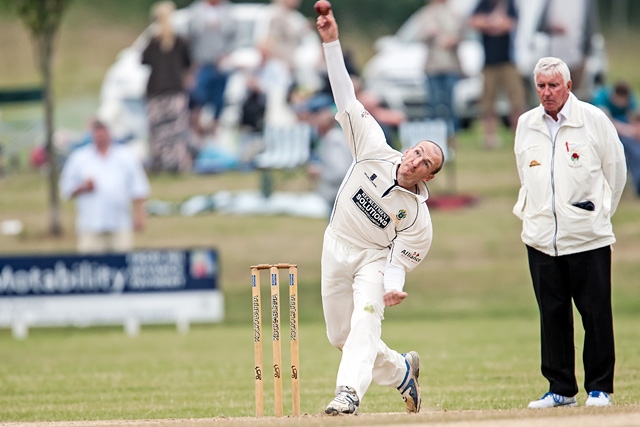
[321,227,408,400]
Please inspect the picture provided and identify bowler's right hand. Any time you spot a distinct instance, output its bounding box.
[316,11,338,43]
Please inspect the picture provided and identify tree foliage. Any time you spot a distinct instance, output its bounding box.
[297,0,421,37]
[12,0,71,34]
[10,0,72,72]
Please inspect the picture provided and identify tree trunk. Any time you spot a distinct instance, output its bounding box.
[38,32,62,236]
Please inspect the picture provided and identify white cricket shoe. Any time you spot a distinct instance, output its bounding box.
[398,351,421,413]
[585,391,612,407]
[325,385,359,415]
[528,392,577,408]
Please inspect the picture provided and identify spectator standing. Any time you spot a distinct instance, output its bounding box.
[259,0,314,126]
[470,0,525,148]
[592,80,640,196]
[415,0,465,136]
[142,1,193,174]
[513,57,626,409]
[187,0,238,137]
[60,120,150,254]
[537,0,598,100]
[264,0,310,75]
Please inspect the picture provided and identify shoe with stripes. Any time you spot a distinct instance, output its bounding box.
[325,385,359,415]
[528,392,577,408]
[585,390,611,407]
[398,351,421,413]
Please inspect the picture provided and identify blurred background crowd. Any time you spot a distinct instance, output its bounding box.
[1,0,640,244]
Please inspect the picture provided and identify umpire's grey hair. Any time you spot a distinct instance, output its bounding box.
[533,57,572,85]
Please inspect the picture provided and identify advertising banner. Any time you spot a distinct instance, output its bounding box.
[0,248,223,338]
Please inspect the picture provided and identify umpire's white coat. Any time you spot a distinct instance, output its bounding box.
[513,93,627,256]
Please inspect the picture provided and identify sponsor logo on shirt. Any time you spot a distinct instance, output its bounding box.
[365,173,378,186]
[396,209,407,220]
[361,110,371,119]
[352,188,390,229]
[401,250,422,264]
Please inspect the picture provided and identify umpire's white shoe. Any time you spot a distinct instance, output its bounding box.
[325,385,359,415]
[528,392,577,408]
[398,351,421,413]
[585,391,612,407]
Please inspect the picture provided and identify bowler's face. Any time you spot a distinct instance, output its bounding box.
[535,72,572,118]
[398,141,442,186]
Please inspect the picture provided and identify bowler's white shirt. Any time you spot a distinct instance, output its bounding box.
[329,99,433,273]
[60,143,150,233]
[323,39,433,274]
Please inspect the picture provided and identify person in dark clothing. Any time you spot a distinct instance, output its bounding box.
[142,1,193,173]
[470,0,525,148]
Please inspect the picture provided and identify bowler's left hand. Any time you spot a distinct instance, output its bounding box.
[384,290,408,307]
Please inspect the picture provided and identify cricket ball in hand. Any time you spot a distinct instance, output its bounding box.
[314,0,331,16]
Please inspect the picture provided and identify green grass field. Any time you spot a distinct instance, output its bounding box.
[1,126,640,424]
[2,5,640,424]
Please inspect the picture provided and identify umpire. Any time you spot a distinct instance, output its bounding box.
[513,57,627,409]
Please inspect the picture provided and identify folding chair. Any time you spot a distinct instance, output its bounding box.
[253,122,312,197]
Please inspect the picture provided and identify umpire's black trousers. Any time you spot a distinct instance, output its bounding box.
[526,245,615,397]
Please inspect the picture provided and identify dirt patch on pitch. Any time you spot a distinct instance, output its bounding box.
[3,406,640,427]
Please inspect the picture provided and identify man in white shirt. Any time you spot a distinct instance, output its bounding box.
[60,119,150,254]
[315,10,445,415]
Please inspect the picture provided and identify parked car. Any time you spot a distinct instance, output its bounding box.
[97,3,322,150]
[362,0,607,128]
